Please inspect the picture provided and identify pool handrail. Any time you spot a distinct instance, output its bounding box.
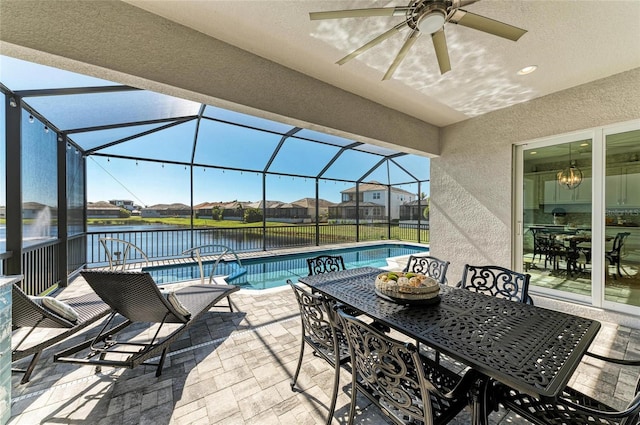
[99,237,149,270]
[181,244,245,284]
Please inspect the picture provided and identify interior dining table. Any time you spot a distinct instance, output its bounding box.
[298,266,602,425]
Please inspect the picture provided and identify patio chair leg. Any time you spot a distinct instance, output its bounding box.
[227,296,234,312]
[17,351,42,384]
[291,337,305,389]
[156,347,168,377]
[326,361,341,425]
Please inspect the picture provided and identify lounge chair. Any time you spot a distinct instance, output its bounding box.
[12,283,117,384]
[54,270,239,377]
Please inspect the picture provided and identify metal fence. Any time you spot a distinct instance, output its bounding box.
[4,223,428,295]
[86,224,429,266]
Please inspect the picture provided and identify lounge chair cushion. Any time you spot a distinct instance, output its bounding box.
[161,290,191,318]
[30,296,79,322]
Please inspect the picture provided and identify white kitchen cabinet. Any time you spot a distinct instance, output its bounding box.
[606,166,640,207]
[544,176,592,204]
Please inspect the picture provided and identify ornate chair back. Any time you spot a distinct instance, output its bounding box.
[307,255,346,276]
[498,352,640,425]
[403,255,450,285]
[336,308,473,425]
[288,280,349,424]
[458,264,533,304]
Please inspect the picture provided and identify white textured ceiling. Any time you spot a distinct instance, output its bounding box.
[124,0,640,127]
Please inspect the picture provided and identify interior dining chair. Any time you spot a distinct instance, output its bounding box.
[287,280,350,425]
[336,307,480,425]
[497,351,640,425]
[606,232,631,279]
[457,264,534,305]
[403,254,450,285]
[307,255,346,276]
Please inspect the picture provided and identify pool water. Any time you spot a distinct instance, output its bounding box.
[144,244,428,290]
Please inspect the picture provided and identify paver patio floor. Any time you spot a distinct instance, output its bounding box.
[9,277,640,424]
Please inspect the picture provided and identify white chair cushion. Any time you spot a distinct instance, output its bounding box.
[31,296,79,322]
[161,290,191,318]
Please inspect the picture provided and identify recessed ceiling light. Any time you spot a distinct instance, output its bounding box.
[530,151,537,155]
[580,143,589,147]
[517,65,538,75]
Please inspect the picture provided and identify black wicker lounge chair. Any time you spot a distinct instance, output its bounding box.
[54,270,239,377]
[12,283,117,384]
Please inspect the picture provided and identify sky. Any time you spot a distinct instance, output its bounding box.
[85,155,429,206]
[1,54,431,208]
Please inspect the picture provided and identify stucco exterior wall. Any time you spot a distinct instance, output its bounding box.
[431,68,640,282]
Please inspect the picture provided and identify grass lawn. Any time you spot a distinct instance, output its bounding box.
[87,216,290,228]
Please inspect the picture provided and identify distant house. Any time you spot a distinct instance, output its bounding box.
[108,199,141,212]
[141,203,191,218]
[22,201,57,219]
[329,181,415,222]
[399,199,429,221]
[193,198,335,223]
[87,201,122,218]
[399,198,429,230]
[291,198,335,223]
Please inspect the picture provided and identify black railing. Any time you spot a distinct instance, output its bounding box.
[86,223,429,266]
[21,240,61,295]
[6,223,429,295]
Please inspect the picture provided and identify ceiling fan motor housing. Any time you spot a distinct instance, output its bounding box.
[410,0,450,34]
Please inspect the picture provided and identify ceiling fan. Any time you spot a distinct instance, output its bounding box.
[310,0,527,79]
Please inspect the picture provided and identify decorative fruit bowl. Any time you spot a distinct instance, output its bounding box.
[374,271,441,306]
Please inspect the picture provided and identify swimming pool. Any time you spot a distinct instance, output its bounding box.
[144,244,428,290]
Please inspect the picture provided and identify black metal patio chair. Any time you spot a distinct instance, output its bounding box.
[497,351,640,425]
[307,254,346,276]
[288,280,350,425]
[336,307,481,425]
[54,270,239,377]
[403,254,450,284]
[457,264,533,305]
[11,282,116,384]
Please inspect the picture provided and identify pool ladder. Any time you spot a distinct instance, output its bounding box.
[182,244,247,284]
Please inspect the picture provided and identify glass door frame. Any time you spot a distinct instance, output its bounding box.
[514,129,599,306]
[514,119,640,315]
[602,120,640,315]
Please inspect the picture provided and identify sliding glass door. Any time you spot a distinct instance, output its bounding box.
[604,127,640,308]
[516,120,640,313]
[519,135,594,301]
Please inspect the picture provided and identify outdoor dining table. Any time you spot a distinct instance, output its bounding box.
[298,266,602,425]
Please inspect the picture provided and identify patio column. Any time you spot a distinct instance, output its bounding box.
[5,94,22,276]
[57,132,68,286]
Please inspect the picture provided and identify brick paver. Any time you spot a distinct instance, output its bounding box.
[9,278,640,424]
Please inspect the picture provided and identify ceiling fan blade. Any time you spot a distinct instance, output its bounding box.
[431,29,451,74]
[383,30,421,81]
[450,9,527,41]
[337,22,406,65]
[310,7,409,21]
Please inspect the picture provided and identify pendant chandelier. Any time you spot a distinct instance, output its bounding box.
[557,144,582,190]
